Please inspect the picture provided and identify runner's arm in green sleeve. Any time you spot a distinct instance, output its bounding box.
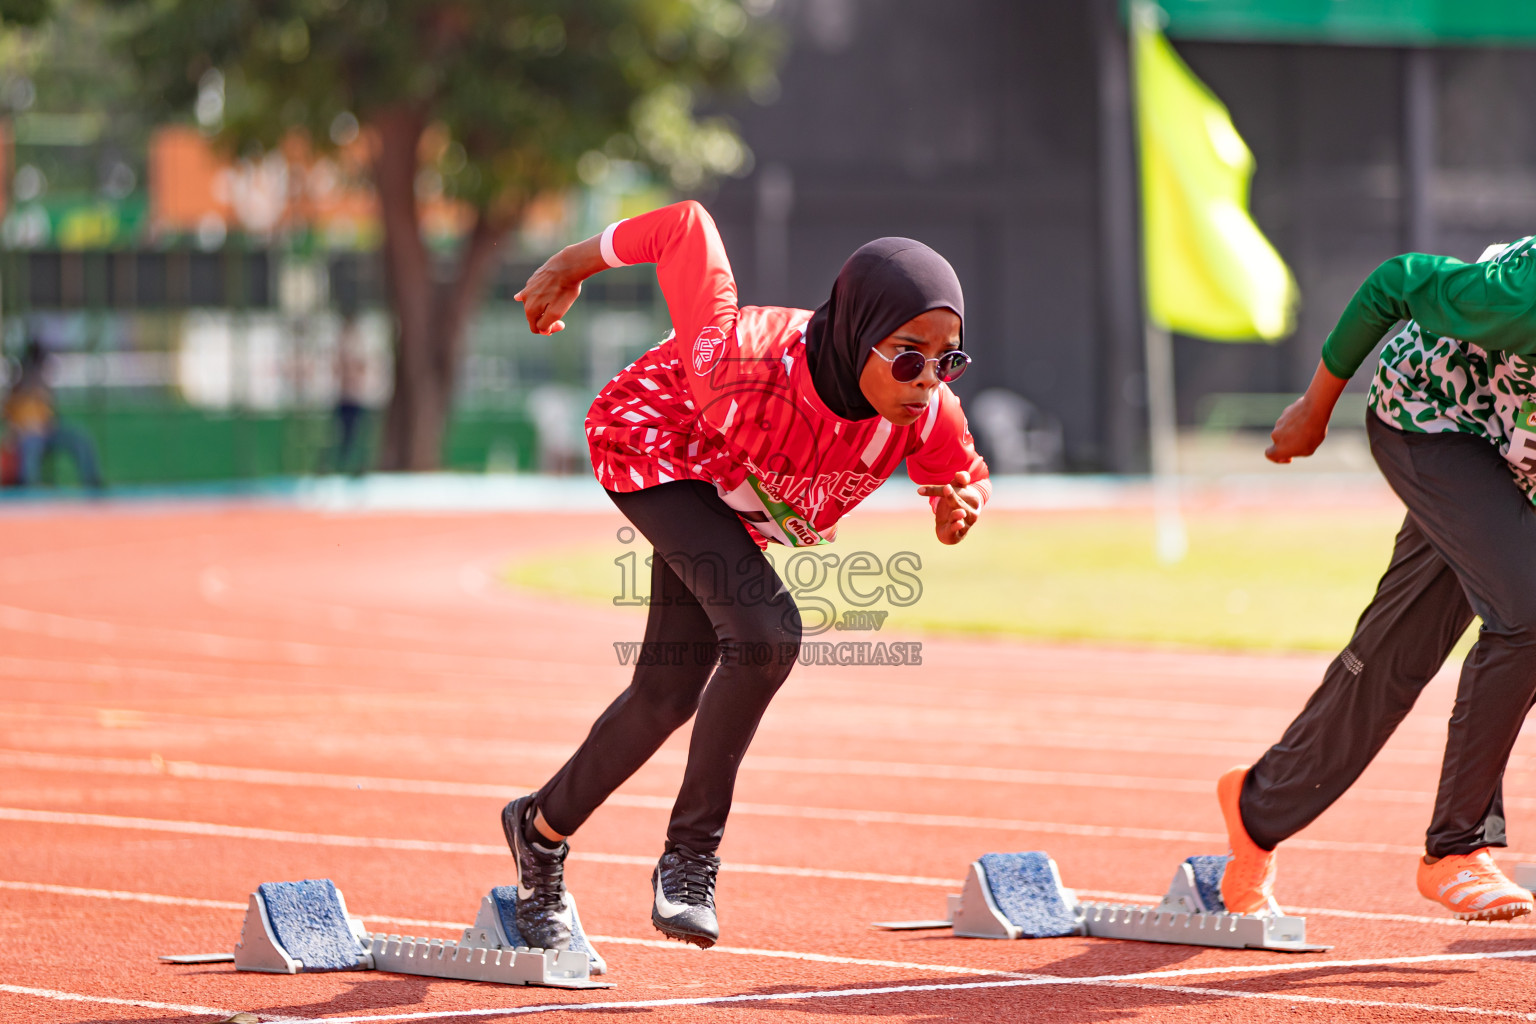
[1271,251,1536,464]
[1320,252,1536,378]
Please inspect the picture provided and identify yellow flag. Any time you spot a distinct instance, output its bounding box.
[1134,3,1298,341]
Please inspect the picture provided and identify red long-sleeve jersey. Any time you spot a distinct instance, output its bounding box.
[585,201,990,547]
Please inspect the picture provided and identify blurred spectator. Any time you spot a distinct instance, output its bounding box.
[526,384,585,474]
[2,339,104,491]
[323,312,370,475]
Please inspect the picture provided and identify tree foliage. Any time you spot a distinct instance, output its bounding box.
[0,0,53,28]
[0,1,152,221]
[116,0,779,208]
[105,0,781,470]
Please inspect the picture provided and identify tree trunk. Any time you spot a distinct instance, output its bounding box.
[372,107,516,471]
[374,107,436,471]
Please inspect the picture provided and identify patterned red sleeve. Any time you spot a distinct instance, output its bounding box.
[605,202,750,433]
[905,386,992,507]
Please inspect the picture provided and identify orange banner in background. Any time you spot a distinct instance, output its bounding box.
[148,126,471,246]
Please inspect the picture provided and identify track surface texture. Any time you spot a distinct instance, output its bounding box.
[5,503,1536,1023]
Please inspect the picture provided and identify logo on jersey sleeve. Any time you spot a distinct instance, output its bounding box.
[692,326,728,376]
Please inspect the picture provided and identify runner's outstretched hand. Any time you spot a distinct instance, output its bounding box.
[1266,360,1348,463]
[515,235,608,335]
[1266,394,1331,463]
[919,470,980,545]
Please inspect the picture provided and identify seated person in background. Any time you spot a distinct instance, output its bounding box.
[3,339,103,491]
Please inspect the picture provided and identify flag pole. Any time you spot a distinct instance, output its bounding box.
[1130,0,1187,564]
[1144,320,1186,563]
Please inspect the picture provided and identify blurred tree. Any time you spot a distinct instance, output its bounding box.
[0,0,53,27]
[1,1,151,203]
[107,0,781,469]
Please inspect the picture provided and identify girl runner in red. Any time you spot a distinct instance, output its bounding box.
[500,200,989,953]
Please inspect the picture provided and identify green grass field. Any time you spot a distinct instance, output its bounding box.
[506,504,1476,653]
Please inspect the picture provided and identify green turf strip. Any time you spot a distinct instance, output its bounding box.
[506,506,1478,654]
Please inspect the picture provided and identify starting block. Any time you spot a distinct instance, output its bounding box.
[874,851,1329,953]
[230,879,611,988]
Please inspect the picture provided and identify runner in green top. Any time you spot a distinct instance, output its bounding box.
[1323,243,1536,378]
[1215,239,1536,924]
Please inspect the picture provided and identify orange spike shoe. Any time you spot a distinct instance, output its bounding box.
[1416,849,1533,922]
[1217,765,1277,915]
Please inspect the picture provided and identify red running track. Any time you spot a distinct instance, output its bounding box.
[3,503,1536,1023]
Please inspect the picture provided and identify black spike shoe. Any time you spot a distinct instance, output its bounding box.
[500,794,574,951]
[651,843,722,948]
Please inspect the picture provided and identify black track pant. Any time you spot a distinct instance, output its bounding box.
[536,480,802,853]
[1242,415,1536,857]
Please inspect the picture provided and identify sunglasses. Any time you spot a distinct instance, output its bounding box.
[869,347,971,384]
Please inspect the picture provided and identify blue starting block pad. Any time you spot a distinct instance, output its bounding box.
[230,879,612,988]
[873,852,1329,953]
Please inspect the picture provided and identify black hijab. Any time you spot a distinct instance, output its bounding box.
[803,237,964,421]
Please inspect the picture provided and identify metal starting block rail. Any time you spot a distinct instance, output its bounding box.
[874,852,1330,953]
[223,879,612,988]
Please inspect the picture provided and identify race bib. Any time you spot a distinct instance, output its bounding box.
[717,474,830,547]
[1506,399,1536,476]
[746,474,829,547]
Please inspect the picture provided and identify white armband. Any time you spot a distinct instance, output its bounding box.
[599,220,629,268]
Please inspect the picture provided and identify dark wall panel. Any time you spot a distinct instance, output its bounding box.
[713,0,1104,465]
[712,3,1536,465]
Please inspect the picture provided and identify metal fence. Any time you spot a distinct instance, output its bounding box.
[0,247,667,485]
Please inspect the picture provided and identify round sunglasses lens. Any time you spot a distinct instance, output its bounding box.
[937,351,970,383]
[890,350,926,382]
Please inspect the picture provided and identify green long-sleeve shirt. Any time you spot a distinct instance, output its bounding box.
[1344,237,1536,505]
[1322,250,1536,380]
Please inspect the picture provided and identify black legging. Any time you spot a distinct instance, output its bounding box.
[1242,417,1536,857]
[536,480,803,853]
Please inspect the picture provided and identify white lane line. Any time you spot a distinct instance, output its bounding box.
[0,879,247,910]
[0,746,1224,797]
[0,801,1265,858]
[14,871,1536,980]
[0,748,1465,855]
[362,920,1017,977]
[0,880,1031,979]
[0,602,602,678]
[1281,903,1536,930]
[257,949,1536,1024]
[0,746,1470,809]
[0,648,1325,722]
[1132,983,1536,1021]
[1072,889,1536,931]
[0,749,537,798]
[585,935,1015,976]
[19,874,1534,947]
[0,983,233,1016]
[0,749,1488,843]
[0,706,1477,768]
[14,810,1536,937]
[15,877,1536,1020]
[569,850,955,887]
[0,815,958,888]
[27,869,1536,990]
[10,960,1536,1024]
[14,862,1532,943]
[0,806,512,854]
